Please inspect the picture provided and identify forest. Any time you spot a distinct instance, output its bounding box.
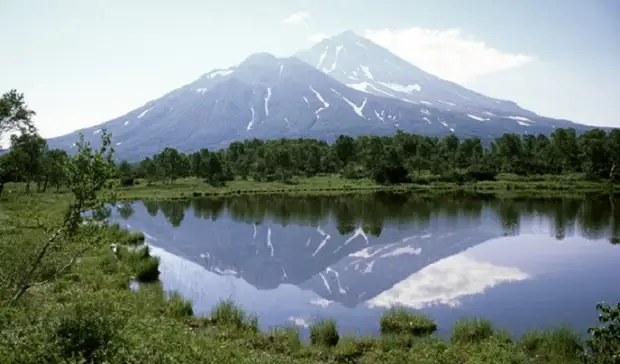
[3,126,620,193]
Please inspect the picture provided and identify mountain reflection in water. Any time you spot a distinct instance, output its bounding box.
[113,193,620,336]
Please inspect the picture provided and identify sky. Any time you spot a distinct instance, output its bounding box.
[0,0,619,145]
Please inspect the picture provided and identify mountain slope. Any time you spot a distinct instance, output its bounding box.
[295,31,539,117]
[47,36,595,160]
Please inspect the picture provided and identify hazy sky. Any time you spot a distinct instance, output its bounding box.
[1,0,619,144]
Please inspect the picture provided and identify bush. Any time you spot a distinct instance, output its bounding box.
[54,301,121,362]
[266,327,302,354]
[309,319,340,347]
[210,299,258,332]
[451,317,495,344]
[119,177,135,187]
[122,231,146,245]
[118,246,160,283]
[380,307,437,336]
[584,302,620,364]
[135,255,160,282]
[464,166,497,181]
[520,327,583,362]
[166,292,194,318]
[341,163,366,180]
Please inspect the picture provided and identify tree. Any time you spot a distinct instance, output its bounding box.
[39,148,69,192]
[334,135,356,167]
[7,133,47,192]
[5,131,116,306]
[0,89,36,146]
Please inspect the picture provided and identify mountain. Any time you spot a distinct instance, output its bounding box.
[47,31,595,160]
[111,201,504,307]
[296,31,539,117]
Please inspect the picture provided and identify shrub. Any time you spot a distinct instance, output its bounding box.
[266,327,302,354]
[118,246,160,282]
[134,255,160,282]
[520,327,583,362]
[451,317,495,344]
[122,231,146,245]
[119,177,135,187]
[584,302,620,364]
[166,292,194,318]
[380,307,437,336]
[54,301,121,362]
[309,319,339,347]
[210,299,258,332]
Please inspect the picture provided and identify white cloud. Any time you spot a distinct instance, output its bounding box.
[281,11,309,26]
[367,253,529,309]
[307,33,328,43]
[309,298,332,308]
[363,27,536,83]
[288,316,309,328]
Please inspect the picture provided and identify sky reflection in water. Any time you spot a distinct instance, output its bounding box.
[113,194,620,336]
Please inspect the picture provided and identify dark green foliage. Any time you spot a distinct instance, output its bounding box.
[119,176,134,186]
[379,307,437,336]
[129,127,620,188]
[309,319,340,347]
[117,246,160,283]
[584,302,620,363]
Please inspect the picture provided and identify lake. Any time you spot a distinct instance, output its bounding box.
[112,192,620,337]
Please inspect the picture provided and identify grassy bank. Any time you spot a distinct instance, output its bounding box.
[109,174,617,201]
[1,191,617,363]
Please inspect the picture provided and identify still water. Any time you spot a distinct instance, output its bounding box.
[112,193,620,336]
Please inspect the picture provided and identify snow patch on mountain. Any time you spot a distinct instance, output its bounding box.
[264,88,272,116]
[438,100,456,107]
[347,82,396,98]
[326,45,344,73]
[467,114,489,122]
[374,110,385,122]
[360,65,374,81]
[317,46,329,68]
[137,107,153,119]
[309,86,330,117]
[205,68,234,79]
[342,97,367,118]
[507,116,532,122]
[247,106,256,131]
[379,82,421,94]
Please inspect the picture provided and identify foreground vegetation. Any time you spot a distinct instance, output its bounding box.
[2,90,620,363]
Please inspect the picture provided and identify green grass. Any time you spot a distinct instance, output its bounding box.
[111,173,618,201]
[0,189,615,363]
[4,173,618,202]
[309,319,340,347]
[379,307,437,336]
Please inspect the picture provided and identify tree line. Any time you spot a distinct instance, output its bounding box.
[121,128,620,186]
[2,89,620,193]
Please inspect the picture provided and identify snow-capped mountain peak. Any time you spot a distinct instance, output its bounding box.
[296,31,535,117]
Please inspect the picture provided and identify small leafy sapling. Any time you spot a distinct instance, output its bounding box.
[6,131,117,306]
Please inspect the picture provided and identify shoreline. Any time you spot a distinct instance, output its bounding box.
[113,175,618,201]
